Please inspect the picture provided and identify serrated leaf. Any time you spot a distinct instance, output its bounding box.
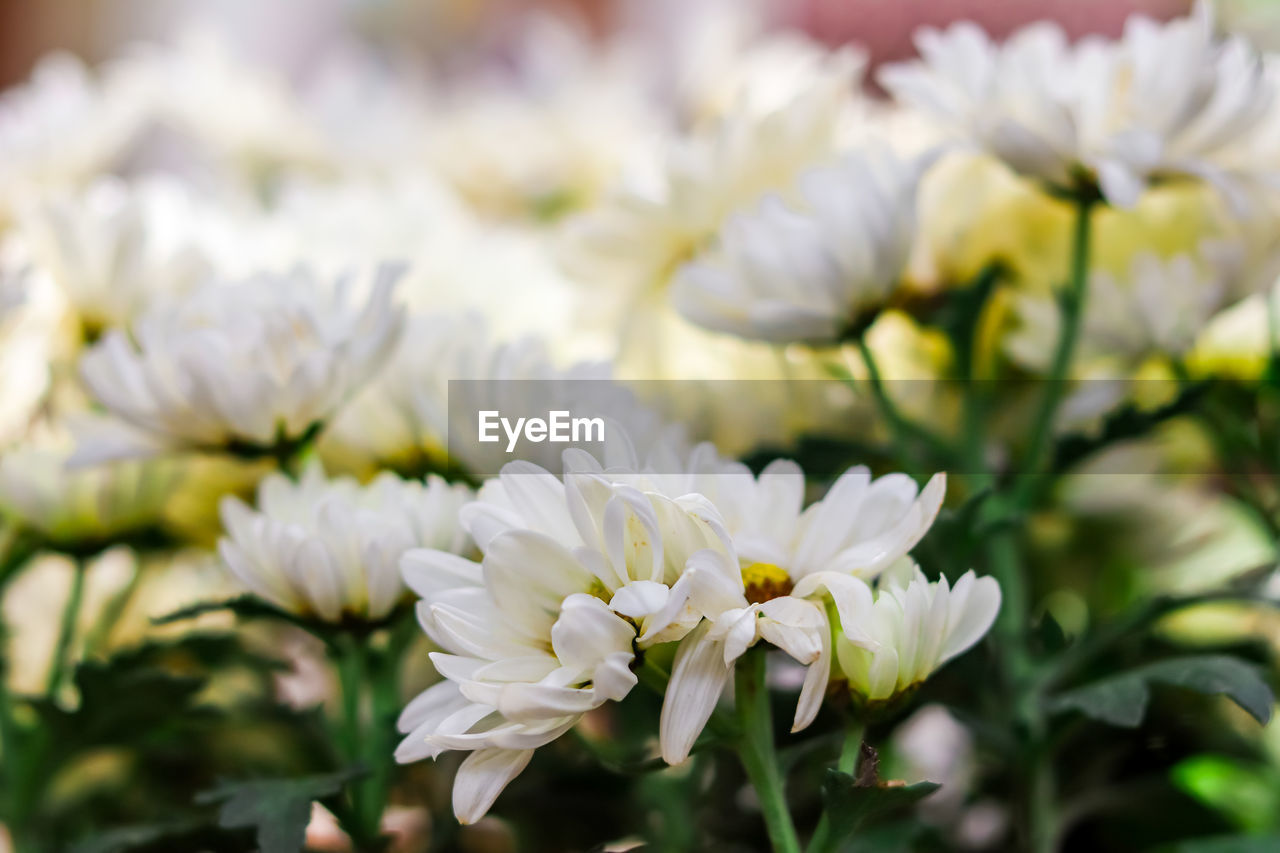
[196,768,365,853]
[1048,655,1274,728]
[813,770,940,852]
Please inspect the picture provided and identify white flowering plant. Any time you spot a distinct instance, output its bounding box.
[0,3,1279,853]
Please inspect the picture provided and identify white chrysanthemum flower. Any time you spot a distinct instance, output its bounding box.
[217,464,472,622]
[75,266,403,463]
[0,262,62,447]
[423,16,664,221]
[326,311,684,478]
[115,30,326,176]
[395,456,733,823]
[834,563,1000,703]
[1007,249,1236,373]
[671,149,923,342]
[879,3,1276,207]
[647,461,947,757]
[0,426,180,547]
[562,48,859,318]
[16,177,214,335]
[0,53,146,225]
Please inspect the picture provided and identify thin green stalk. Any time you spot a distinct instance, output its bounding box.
[807,719,867,853]
[851,337,953,470]
[1029,742,1058,853]
[735,650,801,853]
[335,636,377,848]
[836,721,865,776]
[46,561,86,697]
[1014,197,1095,506]
[364,630,408,844]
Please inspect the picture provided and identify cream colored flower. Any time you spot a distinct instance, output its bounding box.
[114,29,327,177]
[75,266,403,462]
[653,461,947,756]
[396,455,733,822]
[834,563,1000,703]
[0,53,146,225]
[218,464,472,622]
[326,311,685,479]
[562,47,859,323]
[879,3,1275,208]
[0,426,179,547]
[16,177,213,335]
[1007,248,1238,374]
[672,148,923,342]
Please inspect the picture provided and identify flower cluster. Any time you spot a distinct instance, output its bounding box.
[0,2,1278,851]
[394,449,996,821]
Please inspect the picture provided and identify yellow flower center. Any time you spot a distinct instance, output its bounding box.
[741,562,793,605]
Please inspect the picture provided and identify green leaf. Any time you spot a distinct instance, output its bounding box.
[1160,836,1280,853]
[1051,381,1208,474]
[70,820,247,853]
[153,595,313,629]
[816,770,939,850]
[1172,755,1280,833]
[1048,655,1274,728]
[196,768,365,853]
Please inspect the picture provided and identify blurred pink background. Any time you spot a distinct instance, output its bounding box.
[0,0,1193,89]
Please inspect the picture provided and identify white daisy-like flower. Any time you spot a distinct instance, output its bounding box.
[562,47,859,323]
[395,455,733,823]
[115,29,327,177]
[671,148,923,343]
[879,2,1276,208]
[0,53,147,225]
[75,265,403,463]
[0,424,180,547]
[16,177,214,336]
[564,447,947,755]
[217,463,472,622]
[326,311,685,479]
[1007,248,1237,373]
[659,462,946,756]
[834,562,1000,704]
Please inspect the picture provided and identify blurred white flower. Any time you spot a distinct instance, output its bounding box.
[0,262,63,447]
[328,311,685,478]
[395,454,733,822]
[423,15,664,221]
[16,177,214,335]
[562,47,859,323]
[75,266,403,462]
[0,54,146,225]
[879,2,1276,207]
[835,563,1000,703]
[218,463,472,622]
[1007,249,1237,373]
[115,29,326,177]
[672,149,923,342]
[0,426,179,546]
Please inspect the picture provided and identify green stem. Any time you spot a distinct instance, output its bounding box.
[735,650,801,853]
[807,719,867,853]
[1014,196,1095,506]
[836,721,865,776]
[335,636,378,848]
[852,337,952,471]
[1029,742,1058,853]
[46,561,86,697]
